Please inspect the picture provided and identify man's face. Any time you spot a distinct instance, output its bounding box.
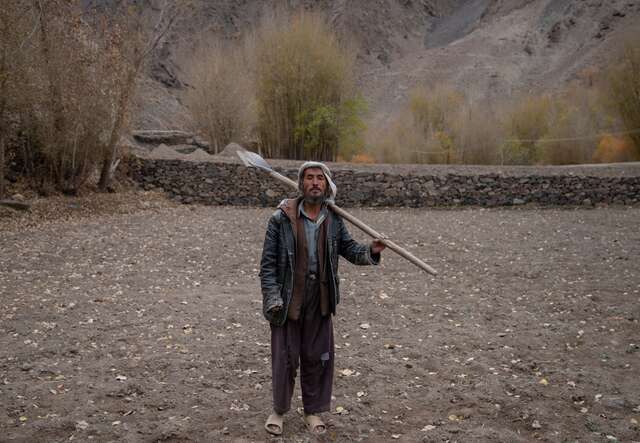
[302,167,327,203]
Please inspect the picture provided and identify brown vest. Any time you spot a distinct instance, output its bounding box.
[287,213,330,321]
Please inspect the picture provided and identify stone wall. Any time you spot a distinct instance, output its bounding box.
[130,158,640,207]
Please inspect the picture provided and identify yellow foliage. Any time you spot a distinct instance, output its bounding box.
[409,85,464,134]
[592,135,638,163]
[606,36,640,156]
[351,152,376,164]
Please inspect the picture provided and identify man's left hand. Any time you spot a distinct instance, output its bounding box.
[371,239,386,255]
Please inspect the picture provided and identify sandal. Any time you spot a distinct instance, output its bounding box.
[264,413,284,435]
[304,414,327,435]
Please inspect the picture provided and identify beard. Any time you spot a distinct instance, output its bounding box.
[304,192,325,205]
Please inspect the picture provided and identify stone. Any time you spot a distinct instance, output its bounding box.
[218,142,245,157]
[192,136,210,150]
[601,397,627,410]
[129,158,640,209]
[384,188,399,198]
[133,130,193,145]
[409,182,422,192]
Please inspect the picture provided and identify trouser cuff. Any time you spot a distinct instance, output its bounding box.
[303,404,330,415]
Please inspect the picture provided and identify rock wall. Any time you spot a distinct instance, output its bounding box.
[130,158,640,207]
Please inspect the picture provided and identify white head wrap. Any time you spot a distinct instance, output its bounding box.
[297,161,337,202]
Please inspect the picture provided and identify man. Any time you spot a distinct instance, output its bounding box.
[260,161,385,435]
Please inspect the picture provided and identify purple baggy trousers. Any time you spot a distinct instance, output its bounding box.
[270,275,334,415]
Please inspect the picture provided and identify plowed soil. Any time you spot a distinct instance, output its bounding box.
[1,200,639,442]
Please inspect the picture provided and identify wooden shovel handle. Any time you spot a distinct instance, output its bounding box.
[328,203,438,275]
[267,169,438,276]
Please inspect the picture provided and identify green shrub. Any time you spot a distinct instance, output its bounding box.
[502,95,552,164]
[254,12,363,161]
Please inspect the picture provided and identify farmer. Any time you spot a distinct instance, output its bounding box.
[260,161,386,435]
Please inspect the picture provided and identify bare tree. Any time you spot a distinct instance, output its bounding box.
[97,0,183,191]
[32,0,106,193]
[0,13,7,199]
[0,1,32,198]
[186,42,255,154]
[0,0,187,195]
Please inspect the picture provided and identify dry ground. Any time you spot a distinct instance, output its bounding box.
[1,198,639,442]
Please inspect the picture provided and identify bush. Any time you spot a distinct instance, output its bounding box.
[351,152,376,163]
[0,1,183,195]
[592,135,638,162]
[502,85,616,165]
[336,96,368,161]
[4,1,116,194]
[606,37,640,156]
[408,85,464,163]
[369,83,616,166]
[254,12,364,161]
[0,1,32,197]
[450,101,502,165]
[370,85,527,165]
[502,95,551,164]
[409,85,463,135]
[366,111,416,164]
[186,42,255,153]
[538,88,603,165]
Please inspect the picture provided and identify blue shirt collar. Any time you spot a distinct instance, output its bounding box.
[298,200,327,224]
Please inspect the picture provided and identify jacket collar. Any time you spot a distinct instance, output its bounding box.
[278,198,330,239]
[277,197,302,227]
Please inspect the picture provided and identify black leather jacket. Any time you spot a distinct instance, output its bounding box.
[259,198,379,326]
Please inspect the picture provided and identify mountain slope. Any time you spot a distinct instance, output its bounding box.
[134,0,640,130]
[366,0,640,124]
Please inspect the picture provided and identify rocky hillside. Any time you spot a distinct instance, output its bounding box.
[134,0,640,130]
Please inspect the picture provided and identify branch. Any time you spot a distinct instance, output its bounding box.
[139,3,179,63]
[0,200,30,211]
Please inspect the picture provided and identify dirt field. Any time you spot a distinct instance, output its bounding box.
[1,201,639,442]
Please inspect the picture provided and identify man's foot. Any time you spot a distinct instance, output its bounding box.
[304,414,326,435]
[264,413,284,435]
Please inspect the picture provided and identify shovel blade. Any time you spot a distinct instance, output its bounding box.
[236,148,273,172]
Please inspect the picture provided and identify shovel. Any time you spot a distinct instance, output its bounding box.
[236,149,437,276]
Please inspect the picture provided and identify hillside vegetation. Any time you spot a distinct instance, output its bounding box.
[144,0,640,164]
[176,1,640,164]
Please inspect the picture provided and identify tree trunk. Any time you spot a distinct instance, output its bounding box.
[98,2,179,190]
[0,8,8,199]
[37,1,64,136]
[0,136,5,199]
[98,68,136,191]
